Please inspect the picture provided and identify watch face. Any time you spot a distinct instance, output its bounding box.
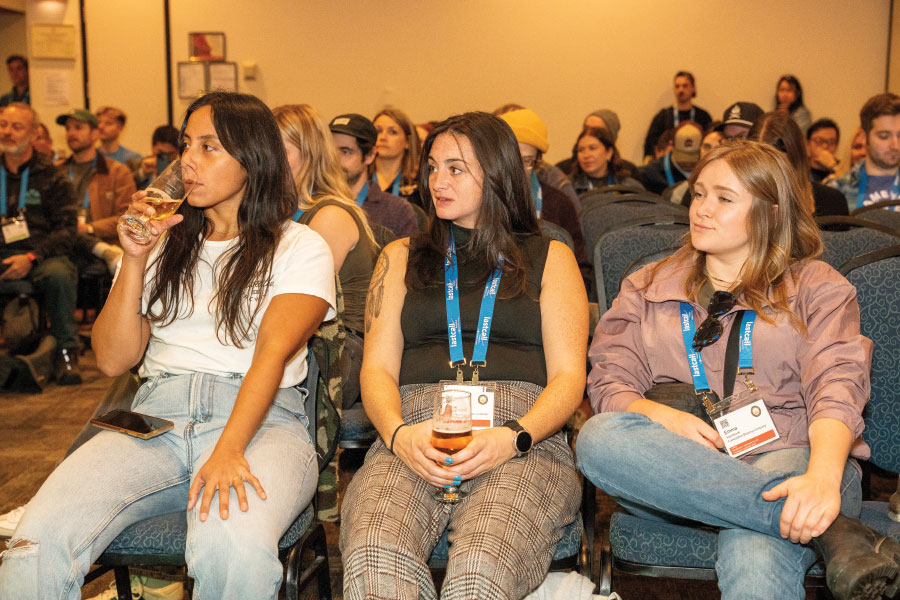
[515,431,533,453]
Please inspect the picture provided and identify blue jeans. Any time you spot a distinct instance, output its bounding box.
[0,372,318,600]
[576,412,862,600]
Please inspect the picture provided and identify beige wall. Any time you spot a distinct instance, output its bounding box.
[0,10,26,98]
[34,0,892,165]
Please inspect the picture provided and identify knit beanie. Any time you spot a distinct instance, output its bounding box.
[500,108,549,153]
[588,109,621,142]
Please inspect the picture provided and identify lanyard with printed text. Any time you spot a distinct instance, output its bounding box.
[679,303,756,401]
[857,163,900,208]
[445,228,503,383]
[0,165,29,218]
[355,181,369,207]
[673,106,695,128]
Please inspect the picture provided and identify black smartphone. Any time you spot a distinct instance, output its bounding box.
[90,409,174,439]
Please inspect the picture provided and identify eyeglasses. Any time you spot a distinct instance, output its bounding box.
[522,155,539,171]
[810,136,838,149]
[692,290,736,351]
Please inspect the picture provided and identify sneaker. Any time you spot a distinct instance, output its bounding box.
[55,348,82,386]
[85,577,142,600]
[85,575,183,600]
[0,504,26,537]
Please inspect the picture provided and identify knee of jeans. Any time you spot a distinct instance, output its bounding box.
[1,537,38,559]
[576,413,634,466]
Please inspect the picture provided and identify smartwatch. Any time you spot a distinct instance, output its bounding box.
[502,420,533,456]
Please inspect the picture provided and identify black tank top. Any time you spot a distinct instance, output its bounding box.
[399,225,550,386]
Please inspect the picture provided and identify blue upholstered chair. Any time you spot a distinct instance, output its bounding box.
[540,219,576,251]
[592,216,689,311]
[815,216,900,269]
[593,245,900,596]
[851,199,900,232]
[83,351,332,600]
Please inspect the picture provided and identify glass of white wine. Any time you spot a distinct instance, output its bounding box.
[120,159,195,245]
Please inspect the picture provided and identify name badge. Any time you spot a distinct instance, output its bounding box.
[708,388,779,458]
[442,382,495,430]
[1,218,30,243]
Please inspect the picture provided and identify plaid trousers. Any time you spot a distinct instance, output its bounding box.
[340,382,581,600]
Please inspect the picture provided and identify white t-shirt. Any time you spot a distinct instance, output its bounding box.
[132,222,335,387]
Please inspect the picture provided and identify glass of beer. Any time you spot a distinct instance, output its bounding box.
[432,388,473,504]
[120,159,195,245]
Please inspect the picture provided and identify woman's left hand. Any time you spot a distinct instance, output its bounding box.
[187,448,267,521]
[761,473,841,544]
[442,427,517,481]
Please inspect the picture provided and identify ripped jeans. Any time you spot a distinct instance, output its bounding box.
[0,372,318,600]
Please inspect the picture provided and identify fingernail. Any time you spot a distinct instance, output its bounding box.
[453,476,461,483]
[445,457,453,464]
[199,512,207,521]
[222,510,228,518]
[444,485,452,489]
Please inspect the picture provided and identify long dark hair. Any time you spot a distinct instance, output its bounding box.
[145,91,296,347]
[406,111,539,296]
[775,75,804,113]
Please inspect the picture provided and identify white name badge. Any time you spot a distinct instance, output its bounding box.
[711,389,779,458]
[442,383,494,430]
[1,219,30,244]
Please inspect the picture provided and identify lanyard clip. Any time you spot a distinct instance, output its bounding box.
[470,361,485,384]
[698,390,717,414]
[450,359,466,384]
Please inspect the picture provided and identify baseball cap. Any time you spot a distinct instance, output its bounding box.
[672,122,703,165]
[722,102,764,129]
[329,113,377,146]
[55,108,98,128]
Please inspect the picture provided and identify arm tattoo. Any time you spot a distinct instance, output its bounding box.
[365,251,389,334]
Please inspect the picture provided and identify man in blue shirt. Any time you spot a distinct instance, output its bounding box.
[0,55,29,107]
[830,93,900,211]
[95,106,141,170]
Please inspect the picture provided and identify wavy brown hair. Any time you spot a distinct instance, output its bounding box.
[648,141,822,331]
[749,111,815,214]
[145,92,296,347]
[406,112,540,297]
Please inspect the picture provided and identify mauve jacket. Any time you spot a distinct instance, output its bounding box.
[588,251,873,462]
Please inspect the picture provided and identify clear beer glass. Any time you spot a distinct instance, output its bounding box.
[431,389,473,503]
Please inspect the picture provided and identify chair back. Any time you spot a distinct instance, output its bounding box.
[540,219,576,252]
[623,246,683,281]
[581,194,687,264]
[593,217,689,310]
[815,216,900,269]
[840,245,900,474]
[850,199,900,231]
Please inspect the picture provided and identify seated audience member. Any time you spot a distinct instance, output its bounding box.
[848,127,867,170]
[673,123,725,206]
[775,74,812,134]
[654,128,675,159]
[341,112,588,599]
[577,140,900,600]
[830,93,900,211]
[643,71,713,161]
[373,108,426,210]
[135,125,180,190]
[806,118,841,183]
[570,126,643,195]
[95,106,142,170]
[638,121,702,195]
[750,111,848,218]
[0,91,335,599]
[557,109,636,177]
[0,103,81,384]
[499,108,590,284]
[32,123,54,160]
[275,103,377,407]
[0,55,29,107]
[721,101,764,142]
[56,108,134,273]
[328,112,419,238]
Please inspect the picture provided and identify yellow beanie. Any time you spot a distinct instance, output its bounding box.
[500,108,549,153]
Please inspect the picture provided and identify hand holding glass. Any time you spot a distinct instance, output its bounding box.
[120,159,195,245]
[431,389,473,503]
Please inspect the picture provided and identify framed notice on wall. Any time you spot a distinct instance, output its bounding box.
[177,62,206,99]
[208,62,237,92]
[188,32,226,61]
[30,25,77,60]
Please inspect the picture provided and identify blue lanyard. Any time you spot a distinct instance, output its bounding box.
[292,208,304,222]
[355,181,368,207]
[372,170,401,196]
[67,156,97,210]
[679,303,756,394]
[663,154,675,186]
[529,171,543,215]
[673,106,695,127]
[857,162,900,208]
[444,229,503,375]
[0,165,30,217]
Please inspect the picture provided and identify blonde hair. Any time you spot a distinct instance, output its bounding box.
[273,104,377,247]
[652,142,823,331]
[373,107,420,193]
